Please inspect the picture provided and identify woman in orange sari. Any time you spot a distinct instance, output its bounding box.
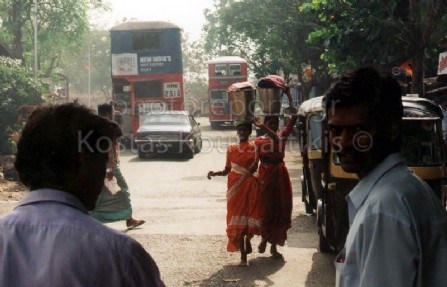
[207,122,263,266]
[253,88,298,259]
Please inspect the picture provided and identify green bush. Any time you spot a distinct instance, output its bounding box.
[0,57,47,155]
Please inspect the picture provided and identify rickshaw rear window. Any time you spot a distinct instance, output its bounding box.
[332,119,443,167]
[401,119,443,166]
[309,114,323,149]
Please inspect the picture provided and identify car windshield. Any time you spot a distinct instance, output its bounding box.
[142,114,189,126]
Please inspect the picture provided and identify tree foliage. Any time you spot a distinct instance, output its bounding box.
[203,0,332,99]
[204,0,447,96]
[0,57,47,154]
[301,0,447,93]
[58,29,111,103]
[0,0,108,76]
[182,33,209,114]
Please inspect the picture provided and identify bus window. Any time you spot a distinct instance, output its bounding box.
[114,85,131,102]
[134,81,162,98]
[132,31,160,51]
[215,64,227,76]
[229,64,241,76]
[210,90,228,103]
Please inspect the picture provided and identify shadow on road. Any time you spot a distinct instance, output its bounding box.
[200,124,236,132]
[127,153,192,162]
[196,257,285,287]
[305,252,336,287]
[288,211,336,286]
[288,212,318,249]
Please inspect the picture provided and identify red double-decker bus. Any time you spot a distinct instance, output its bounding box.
[110,21,184,142]
[207,56,248,129]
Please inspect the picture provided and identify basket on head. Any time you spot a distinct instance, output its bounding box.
[227,81,256,122]
[257,75,286,115]
[257,87,283,114]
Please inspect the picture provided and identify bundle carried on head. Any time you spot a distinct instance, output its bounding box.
[227,81,256,92]
[257,75,286,89]
[256,75,286,115]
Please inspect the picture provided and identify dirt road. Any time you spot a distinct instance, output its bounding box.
[0,119,336,286]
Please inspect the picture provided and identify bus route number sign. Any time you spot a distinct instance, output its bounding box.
[164,82,181,98]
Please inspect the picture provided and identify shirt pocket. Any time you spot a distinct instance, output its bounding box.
[334,248,346,287]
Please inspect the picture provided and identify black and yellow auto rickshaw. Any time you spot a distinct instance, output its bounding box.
[297,96,447,253]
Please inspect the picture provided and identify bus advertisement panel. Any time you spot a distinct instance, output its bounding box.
[207,56,248,129]
[110,21,184,142]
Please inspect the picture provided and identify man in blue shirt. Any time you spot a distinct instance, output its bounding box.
[0,104,165,287]
[324,67,447,286]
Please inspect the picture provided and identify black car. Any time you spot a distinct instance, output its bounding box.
[134,111,202,159]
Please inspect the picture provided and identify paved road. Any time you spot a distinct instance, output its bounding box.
[105,117,336,286]
[0,117,336,286]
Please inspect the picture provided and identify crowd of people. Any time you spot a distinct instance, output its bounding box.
[2,68,447,286]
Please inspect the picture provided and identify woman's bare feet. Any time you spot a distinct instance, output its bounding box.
[245,238,252,254]
[240,252,248,267]
[238,260,249,267]
[239,236,249,266]
[258,240,267,253]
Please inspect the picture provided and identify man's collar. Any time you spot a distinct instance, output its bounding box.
[348,153,404,211]
[15,188,88,213]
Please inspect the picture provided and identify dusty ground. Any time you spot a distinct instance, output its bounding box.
[0,154,336,286]
[0,181,28,201]
[0,155,29,202]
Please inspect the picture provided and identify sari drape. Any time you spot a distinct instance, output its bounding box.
[225,141,263,252]
[255,119,295,246]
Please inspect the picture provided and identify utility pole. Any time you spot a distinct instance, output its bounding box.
[33,0,38,74]
[88,42,91,107]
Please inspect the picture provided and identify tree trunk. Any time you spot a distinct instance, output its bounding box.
[11,0,24,63]
[411,53,424,96]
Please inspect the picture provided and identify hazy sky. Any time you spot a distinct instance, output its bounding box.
[94,0,215,41]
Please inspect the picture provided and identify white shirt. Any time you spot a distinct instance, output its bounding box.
[335,153,447,287]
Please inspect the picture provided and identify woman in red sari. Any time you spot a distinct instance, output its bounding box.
[207,123,263,266]
[253,88,298,259]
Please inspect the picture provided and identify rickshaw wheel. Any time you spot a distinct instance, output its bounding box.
[317,200,333,253]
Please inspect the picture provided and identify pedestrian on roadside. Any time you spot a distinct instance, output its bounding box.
[207,122,263,266]
[0,103,165,286]
[325,67,447,287]
[252,87,298,259]
[91,103,145,229]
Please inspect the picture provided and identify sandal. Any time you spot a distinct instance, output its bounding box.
[126,218,145,229]
[270,245,283,259]
[271,252,283,259]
